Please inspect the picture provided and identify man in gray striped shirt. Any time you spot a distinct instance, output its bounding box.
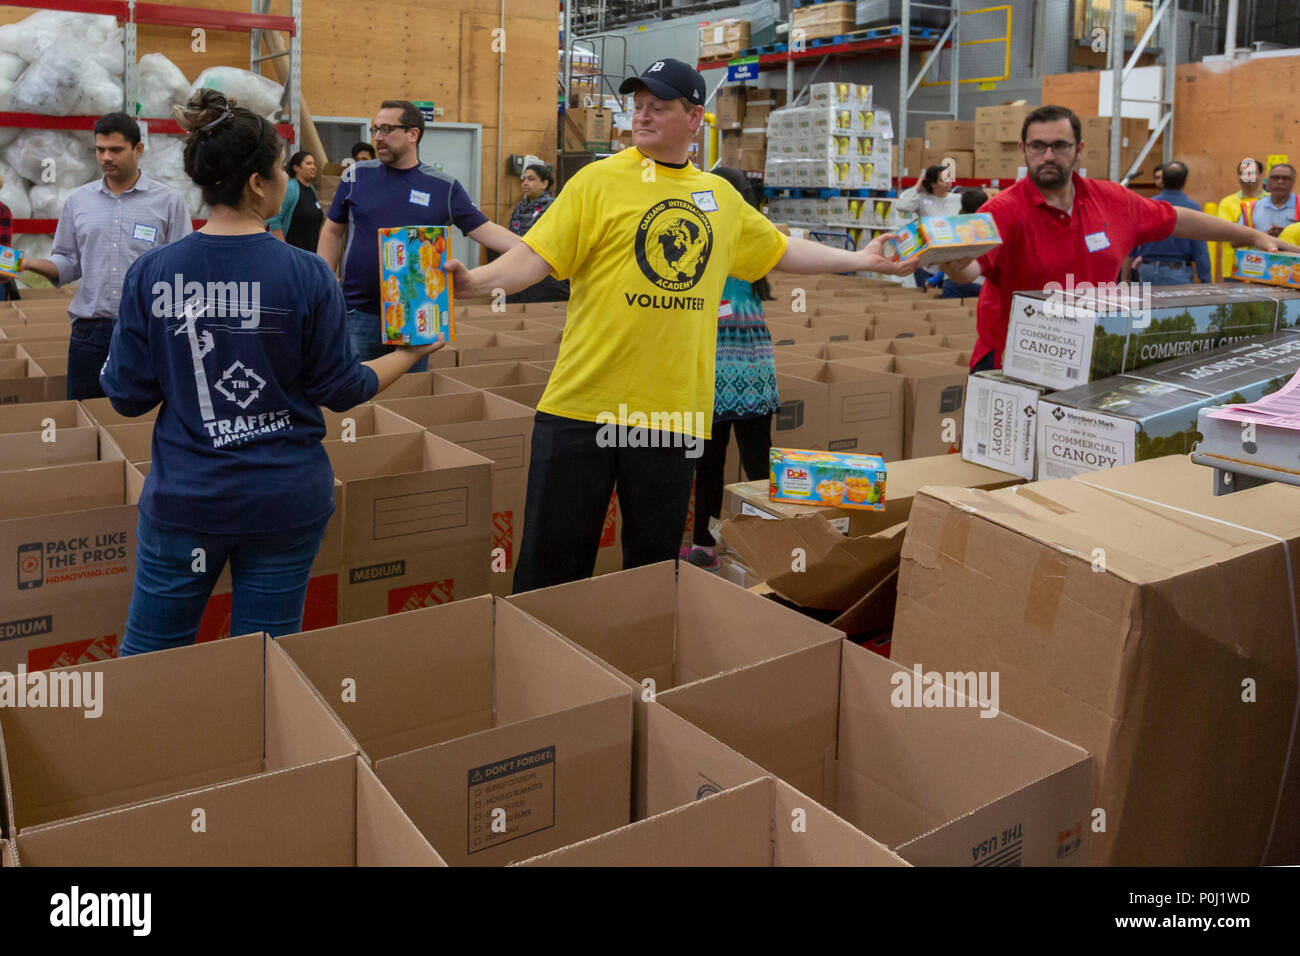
[24,113,192,399]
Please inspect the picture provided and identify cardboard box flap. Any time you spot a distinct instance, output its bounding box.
[718,514,905,611]
[356,757,446,866]
[0,459,126,519]
[639,701,768,818]
[830,567,898,635]
[276,598,495,762]
[15,754,356,866]
[264,638,359,769]
[771,777,909,867]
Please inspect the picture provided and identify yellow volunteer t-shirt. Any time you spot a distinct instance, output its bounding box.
[522,147,788,440]
[1279,221,1300,246]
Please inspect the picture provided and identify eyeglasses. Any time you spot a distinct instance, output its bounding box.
[1024,140,1077,156]
[370,124,414,137]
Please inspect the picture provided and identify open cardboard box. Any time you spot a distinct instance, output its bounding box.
[0,357,45,404]
[322,430,493,622]
[448,332,546,367]
[433,361,550,391]
[2,634,443,865]
[771,342,877,364]
[0,401,98,470]
[659,637,1093,865]
[371,369,476,403]
[835,355,968,458]
[775,359,905,460]
[279,596,634,866]
[506,561,844,817]
[78,396,159,428]
[321,402,424,442]
[97,421,154,465]
[375,392,535,597]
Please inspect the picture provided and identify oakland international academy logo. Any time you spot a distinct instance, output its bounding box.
[635,198,714,292]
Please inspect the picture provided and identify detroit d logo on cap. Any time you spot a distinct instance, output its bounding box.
[634,199,714,293]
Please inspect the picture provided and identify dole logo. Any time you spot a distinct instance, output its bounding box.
[786,467,809,480]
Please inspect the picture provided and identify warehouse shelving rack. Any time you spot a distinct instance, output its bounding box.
[0,0,301,234]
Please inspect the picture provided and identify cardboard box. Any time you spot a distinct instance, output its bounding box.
[562,107,612,152]
[433,361,549,391]
[836,355,968,458]
[768,448,886,511]
[659,636,1093,864]
[770,360,905,459]
[378,226,454,346]
[962,371,1046,480]
[1,634,445,865]
[448,332,547,367]
[0,457,140,672]
[372,368,472,404]
[517,775,906,866]
[886,213,1001,267]
[903,137,922,176]
[322,431,493,622]
[699,18,750,59]
[29,353,68,401]
[278,595,635,866]
[1036,332,1300,478]
[97,421,154,465]
[0,401,98,470]
[923,120,974,152]
[993,101,1036,142]
[790,0,856,40]
[891,454,1300,864]
[738,147,766,172]
[0,357,45,405]
[321,403,425,442]
[1003,283,1300,390]
[715,86,745,131]
[375,392,534,596]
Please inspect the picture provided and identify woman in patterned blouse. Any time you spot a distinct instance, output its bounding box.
[506,163,569,302]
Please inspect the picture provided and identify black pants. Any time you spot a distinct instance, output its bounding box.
[971,350,997,373]
[67,317,115,400]
[692,413,773,547]
[511,411,699,593]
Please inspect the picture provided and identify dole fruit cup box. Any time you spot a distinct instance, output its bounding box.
[1234,249,1300,287]
[0,245,24,274]
[379,226,455,346]
[769,448,886,512]
[886,213,1000,266]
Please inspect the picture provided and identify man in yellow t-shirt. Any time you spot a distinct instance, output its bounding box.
[448,58,915,592]
[1218,157,1265,278]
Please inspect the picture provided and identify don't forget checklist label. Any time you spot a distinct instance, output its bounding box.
[467,745,556,854]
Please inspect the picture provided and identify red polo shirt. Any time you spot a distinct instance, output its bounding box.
[972,172,1178,368]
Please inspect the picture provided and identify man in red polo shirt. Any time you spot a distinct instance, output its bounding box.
[944,105,1299,370]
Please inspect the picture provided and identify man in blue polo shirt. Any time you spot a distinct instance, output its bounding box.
[1126,161,1212,285]
[318,99,520,369]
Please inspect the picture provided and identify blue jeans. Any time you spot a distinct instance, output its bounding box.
[346,308,428,372]
[120,510,331,657]
[68,317,115,400]
[1141,261,1195,286]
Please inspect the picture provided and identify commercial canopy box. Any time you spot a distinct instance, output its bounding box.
[1003,282,1300,390]
[282,597,634,866]
[892,455,1300,864]
[962,371,1048,480]
[660,637,1093,865]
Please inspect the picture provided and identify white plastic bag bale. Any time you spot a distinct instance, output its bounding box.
[140,133,185,181]
[190,67,283,118]
[2,130,97,189]
[0,11,122,72]
[74,58,124,115]
[6,50,84,115]
[0,128,19,150]
[136,53,190,118]
[0,159,32,218]
[28,182,79,219]
[0,52,24,83]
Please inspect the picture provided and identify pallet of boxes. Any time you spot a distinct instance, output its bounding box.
[764,83,891,193]
[928,278,1300,864]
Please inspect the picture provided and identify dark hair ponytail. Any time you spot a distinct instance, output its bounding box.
[175,88,283,210]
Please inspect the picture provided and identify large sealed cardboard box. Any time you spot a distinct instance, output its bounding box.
[659,637,1093,865]
[791,0,855,40]
[1003,283,1300,390]
[278,596,633,865]
[723,452,1020,536]
[891,454,1300,865]
[962,371,1048,480]
[517,776,907,866]
[0,401,98,470]
[838,354,967,458]
[562,107,612,152]
[993,101,1036,142]
[2,635,443,865]
[506,561,844,818]
[699,18,749,59]
[0,457,141,672]
[770,359,904,459]
[923,119,974,152]
[715,86,745,130]
[1037,332,1300,478]
[323,431,493,622]
[376,392,535,597]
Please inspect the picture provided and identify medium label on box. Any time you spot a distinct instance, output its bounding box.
[466,745,556,855]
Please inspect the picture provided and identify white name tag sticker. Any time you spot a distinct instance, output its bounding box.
[409,189,431,207]
[1084,230,1110,252]
[132,223,158,243]
[692,189,719,212]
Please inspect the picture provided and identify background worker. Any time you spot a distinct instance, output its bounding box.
[506,160,569,303]
[445,58,917,593]
[941,106,1298,371]
[1254,163,1297,236]
[896,164,961,288]
[1124,160,1213,285]
[269,149,324,251]
[22,112,191,399]
[317,99,521,371]
[1218,157,1265,279]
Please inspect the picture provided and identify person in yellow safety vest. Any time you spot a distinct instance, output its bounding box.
[1218,157,1265,278]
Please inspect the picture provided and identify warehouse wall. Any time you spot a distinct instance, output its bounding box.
[0,0,560,225]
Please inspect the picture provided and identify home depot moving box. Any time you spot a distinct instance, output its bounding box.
[517,776,908,866]
[1,634,442,865]
[278,596,633,865]
[0,457,140,672]
[658,636,1092,864]
[773,359,905,459]
[323,431,493,622]
[376,392,534,597]
[0,401,98,470]
[891,454,1300,865]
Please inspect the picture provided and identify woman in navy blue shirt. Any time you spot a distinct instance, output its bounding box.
[102,89,443,656]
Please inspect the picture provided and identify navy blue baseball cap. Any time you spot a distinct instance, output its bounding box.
[619,57,706,106]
